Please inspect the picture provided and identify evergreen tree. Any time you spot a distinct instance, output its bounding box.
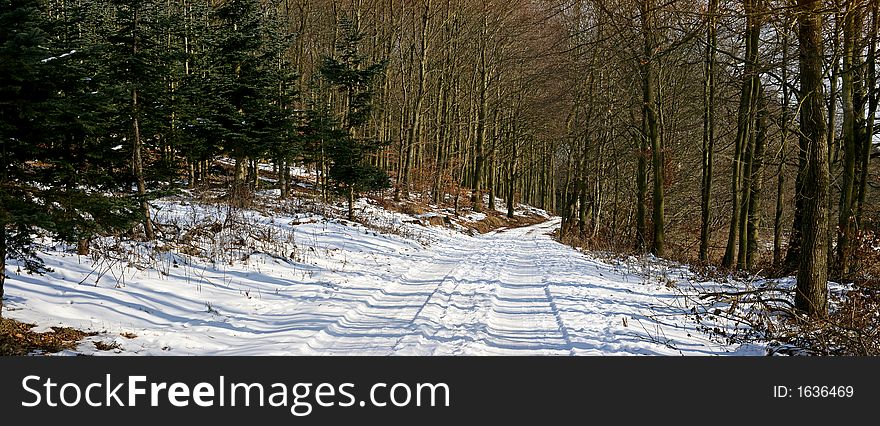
[175,0,220,187]
[204,0,277,200]
[261,7,301,199]
[97,0,176,240]
[0,0,140,316]
[318,19,389,220]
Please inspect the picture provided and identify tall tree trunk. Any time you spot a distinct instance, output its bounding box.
[827,17,841,167]
[836,2,859,275]
[249,158,259,190]
[641,0,663,256]
[746,89,768,269]
[132,88,155,241]
[699,0,718,263]
[233,156,248,186]
[723,0,760,268]
[794,0,830,317]
[488,115,497,211]
[188,160,196,189]
[131,6,154,241]
[401,0,430,201]
[473,32,488,213]
[507,135,517,218]
[857,2,878,222]
[737,95,758,269]
[635,129,648,251]
[773,24,791,267]
[857,2,878,227]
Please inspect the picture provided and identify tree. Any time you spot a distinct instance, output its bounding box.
[640,0,664,256]
[794,0,830,317]
[699,0,718,263]
[745,87,768,269]
[396,0,432,201]
[0,0,139,316]
[102,0,172,240]
[205,0,278,200]
[722,0,762,269]
[773,13,793,268]
[836,0,868,275]
[855,1,878,232]
[319,19,389,220]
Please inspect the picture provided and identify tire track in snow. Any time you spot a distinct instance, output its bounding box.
[305,217,601,355]
[475,226,570,354]
[388,256,478,354]
[520,218,576,354]
[543,286,573,353]
[302,238,476,355]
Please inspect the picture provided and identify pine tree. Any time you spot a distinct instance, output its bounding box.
[175,0,219,187]
[0,0,140,316]
[98,0,176,240]
[255,6,300,198]
[318,19,389,220]
[204,0,277,200]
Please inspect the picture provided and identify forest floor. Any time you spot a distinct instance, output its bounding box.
[1,186,775,356]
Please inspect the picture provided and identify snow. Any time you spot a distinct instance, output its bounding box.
[41,49,76,63]
[3,197,764,356]
[462,212,486,222]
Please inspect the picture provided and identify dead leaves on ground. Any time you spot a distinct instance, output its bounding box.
[0,318,95,355]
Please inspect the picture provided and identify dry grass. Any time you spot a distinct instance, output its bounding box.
[0,317,94,356]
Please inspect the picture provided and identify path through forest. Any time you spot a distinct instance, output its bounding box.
[5,205,762,356]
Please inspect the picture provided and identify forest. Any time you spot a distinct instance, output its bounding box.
[1,0,879,354]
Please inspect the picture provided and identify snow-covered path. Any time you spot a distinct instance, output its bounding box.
[5,207,763,356]
[305,220,574,355]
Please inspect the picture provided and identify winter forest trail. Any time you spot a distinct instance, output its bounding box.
[304,220,572,355]
[5,208,762,356]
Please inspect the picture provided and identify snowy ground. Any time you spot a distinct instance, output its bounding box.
[3,198,765,356]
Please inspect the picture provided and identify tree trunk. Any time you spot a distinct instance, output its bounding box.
[507,137,517,219]
[488,135,497,211]
[641,0,664,257]
[432,40,450,205]
[131,6,154,242]
[348,187,355,221]
[635,130,648,252]
[856,2,878,227]
[723,0,760,268]
[188,160,195,189]
[836,2,859,275]
[794,0,830,317]
[746,90,768,269]
[699,0,718,263]
[473,70,487,211]
[773,25,791,268]
[132,87,155,241]
[737,100,757,269]
[233,155,247,186]
[250,158,259,190]
[279,158,289,199]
